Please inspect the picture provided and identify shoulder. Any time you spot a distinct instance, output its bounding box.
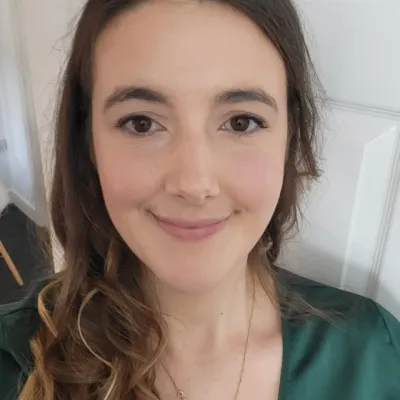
[0,278,47,399]
[279,268,400,348]
[278,268,400,398]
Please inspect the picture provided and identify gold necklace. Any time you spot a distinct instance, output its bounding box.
[161,288,255,400]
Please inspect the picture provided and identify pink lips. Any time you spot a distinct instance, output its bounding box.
[152,213,228,241]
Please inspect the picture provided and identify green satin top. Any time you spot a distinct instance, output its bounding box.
[1,272,399,399]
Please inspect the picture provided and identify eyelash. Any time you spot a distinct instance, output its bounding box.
[116,113,269,137]
[223,114,268,135]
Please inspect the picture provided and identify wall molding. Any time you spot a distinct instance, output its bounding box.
[366,126,400,298]
[327,98,400,121]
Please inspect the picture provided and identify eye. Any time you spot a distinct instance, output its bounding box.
[116,115,165,137]
[221,114,268,135]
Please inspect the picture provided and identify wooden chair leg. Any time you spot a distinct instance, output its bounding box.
[0,241,24,286]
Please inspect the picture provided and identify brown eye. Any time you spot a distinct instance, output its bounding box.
[230,116,251,132]
[127,116,152,133]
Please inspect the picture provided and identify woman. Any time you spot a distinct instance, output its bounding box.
[0,0,399,399]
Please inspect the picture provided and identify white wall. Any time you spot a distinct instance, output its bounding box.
[0,0,48,225]
[0,0,85,226]
[0,0,86,226]
[0,96,11,207]
[16,0,84,191]
[10,0,84,269]
[0,137,10,213]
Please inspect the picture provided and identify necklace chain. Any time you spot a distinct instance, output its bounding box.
[161,287,256,400]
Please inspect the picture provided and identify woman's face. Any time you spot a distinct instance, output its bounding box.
[92,0,288,294]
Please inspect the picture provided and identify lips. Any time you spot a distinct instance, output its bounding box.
[151,213,228,241]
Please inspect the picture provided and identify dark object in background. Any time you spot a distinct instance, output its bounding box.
[0,204,52,304]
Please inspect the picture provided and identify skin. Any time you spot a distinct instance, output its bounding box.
[92,1,288,398]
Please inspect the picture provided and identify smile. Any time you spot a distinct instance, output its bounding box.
[151,213,229,241]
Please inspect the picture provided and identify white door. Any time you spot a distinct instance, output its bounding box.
[281,0,400,318]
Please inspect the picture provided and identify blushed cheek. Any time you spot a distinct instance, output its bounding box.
[229,152,285,213]
[100,167,141,209]
[94,142,155,210]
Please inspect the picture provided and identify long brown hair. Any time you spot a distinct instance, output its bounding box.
[20,0,321,399]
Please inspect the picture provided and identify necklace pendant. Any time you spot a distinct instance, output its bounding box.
[177,390,185,399]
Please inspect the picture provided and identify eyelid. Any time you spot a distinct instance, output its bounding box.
[223,110,268,122]
[116,113,162,127]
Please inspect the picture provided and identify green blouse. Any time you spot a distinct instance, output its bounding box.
[1,272,399,399]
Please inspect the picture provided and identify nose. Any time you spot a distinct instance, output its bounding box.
[165,137,220,205]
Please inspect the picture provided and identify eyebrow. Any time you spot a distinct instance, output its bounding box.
[215,88,278,112]
[104,86,279,112]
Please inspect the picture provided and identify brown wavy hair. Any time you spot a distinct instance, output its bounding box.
[20,0,321,399]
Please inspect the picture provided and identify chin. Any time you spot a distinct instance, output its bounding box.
[147,253,244,296]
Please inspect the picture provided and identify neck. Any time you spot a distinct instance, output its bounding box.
[148,262,277,358]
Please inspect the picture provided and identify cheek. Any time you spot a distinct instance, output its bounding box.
[93,137,156,208]
[228,149,285,214]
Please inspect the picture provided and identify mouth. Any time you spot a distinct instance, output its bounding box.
[150,213,229,241]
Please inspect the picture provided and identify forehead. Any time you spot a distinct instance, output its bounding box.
[93,1,287,105]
